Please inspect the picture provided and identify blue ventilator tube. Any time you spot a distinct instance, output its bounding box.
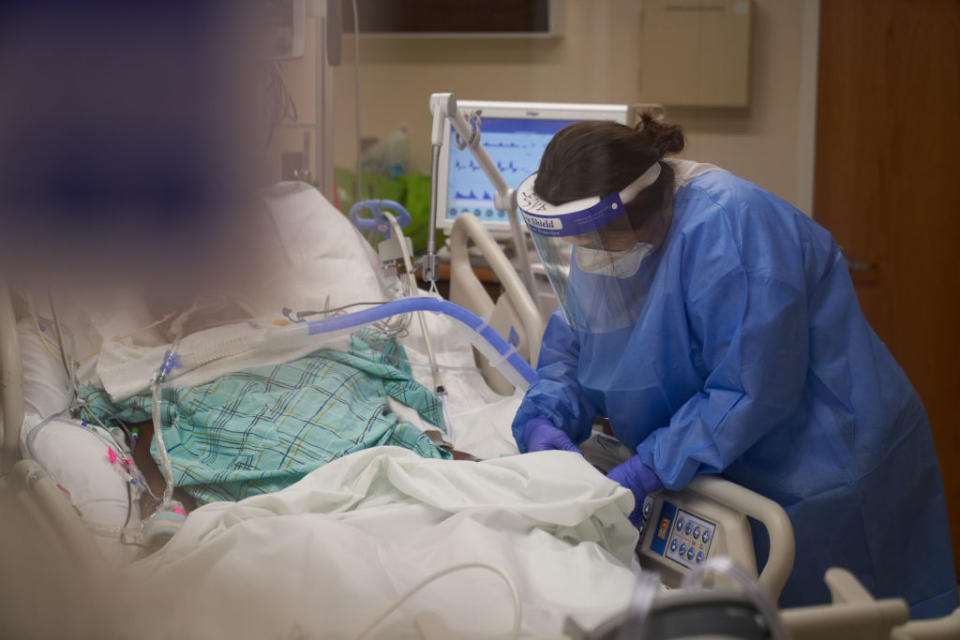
[299,297,537,389]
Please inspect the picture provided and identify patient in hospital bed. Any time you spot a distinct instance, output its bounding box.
[26,184,501,520]
[12,184,641,638]
[79,327,456,507]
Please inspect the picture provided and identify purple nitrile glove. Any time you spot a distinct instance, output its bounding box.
[522,417,582,454]
[607,455,663,527]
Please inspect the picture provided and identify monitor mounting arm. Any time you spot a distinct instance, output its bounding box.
[424,92,536,296]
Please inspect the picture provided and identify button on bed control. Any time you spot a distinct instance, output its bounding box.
[676,518,684,530]
[686,547,695,561]
[679,543,687,556]
[670,539,678,552]
[696,551,704,564]
[693,526,700,539]
[702,530,711,544]
[685,522,693,535]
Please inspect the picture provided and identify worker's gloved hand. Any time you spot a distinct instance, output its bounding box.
[522,417,582,454]
[607,455,663,527]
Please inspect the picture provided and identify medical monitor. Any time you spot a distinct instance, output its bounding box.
[437,101,635,235]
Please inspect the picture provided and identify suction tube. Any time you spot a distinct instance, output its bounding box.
[286,297,538,390]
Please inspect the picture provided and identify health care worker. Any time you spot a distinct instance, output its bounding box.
[512,117,958,616]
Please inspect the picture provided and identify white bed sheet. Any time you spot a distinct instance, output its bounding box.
[118,447,640,639]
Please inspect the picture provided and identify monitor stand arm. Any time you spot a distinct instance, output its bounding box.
[425,92,536,296]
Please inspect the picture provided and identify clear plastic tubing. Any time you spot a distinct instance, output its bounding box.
[276,297,538,390]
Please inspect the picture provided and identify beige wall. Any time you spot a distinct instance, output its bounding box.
[328,0,815,210]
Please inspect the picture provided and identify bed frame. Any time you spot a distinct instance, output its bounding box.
[447,213,544,395]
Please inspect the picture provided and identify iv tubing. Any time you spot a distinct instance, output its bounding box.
[382,212,443,393]
[151,342,181,508]
[353,562,521,640]
[382,211,455,441]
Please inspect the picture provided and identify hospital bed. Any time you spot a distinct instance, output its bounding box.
[0,185,957,639]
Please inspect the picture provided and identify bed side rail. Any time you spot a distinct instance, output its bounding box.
[0,282,24,474]
[448,213,543,394]
[7,459,107,575]
[686,475,796,600]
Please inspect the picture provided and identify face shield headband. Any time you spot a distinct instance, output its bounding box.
[516,162,662,237]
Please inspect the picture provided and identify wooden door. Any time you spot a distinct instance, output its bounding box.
[815,0,960,576]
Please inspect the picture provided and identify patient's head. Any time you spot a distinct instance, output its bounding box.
[0,1,276,302]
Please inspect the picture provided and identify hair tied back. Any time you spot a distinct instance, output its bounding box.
[635,112,685,158]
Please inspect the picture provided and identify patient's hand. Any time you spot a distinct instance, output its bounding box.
[439,445,480,462]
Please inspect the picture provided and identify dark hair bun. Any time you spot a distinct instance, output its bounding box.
[635,112,685,157]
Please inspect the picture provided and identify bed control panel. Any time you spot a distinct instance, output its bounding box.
[636,485,758,589]
[580,431,768,590]
[649,501,716,569]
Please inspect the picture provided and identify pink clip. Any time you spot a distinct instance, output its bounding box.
[107,447,118,464]
[123,457,132,468]
[172,507,187,517]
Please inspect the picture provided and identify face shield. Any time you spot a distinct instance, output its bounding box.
[517,163,669,333]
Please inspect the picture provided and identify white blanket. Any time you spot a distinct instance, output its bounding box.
[120,448,641,639]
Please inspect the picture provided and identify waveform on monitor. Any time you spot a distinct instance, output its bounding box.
[453,190,494,201]
[454,158,534,174]
[495,160,526,173]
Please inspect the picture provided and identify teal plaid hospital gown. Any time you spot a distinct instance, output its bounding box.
[82,328,451,504]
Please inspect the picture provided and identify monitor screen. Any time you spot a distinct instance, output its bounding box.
[444,117,577,226]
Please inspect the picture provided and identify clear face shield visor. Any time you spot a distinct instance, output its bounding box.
[517,163,668,332]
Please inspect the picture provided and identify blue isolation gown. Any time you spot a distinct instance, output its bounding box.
[513,168,958,617]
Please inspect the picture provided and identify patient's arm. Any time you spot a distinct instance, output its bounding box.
[439,445,480,462]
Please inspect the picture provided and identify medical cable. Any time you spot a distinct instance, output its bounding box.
[72,397,161,527]
[382,210,454,441]
[352,562,521,640]
[47,292,79,401]
[285,300,409,340]
[150,341,181,509]
[681,556,790,640]
[24,407,147,541]
[383,212,443,385]
[78,407,158,507]
[283,301,389,323]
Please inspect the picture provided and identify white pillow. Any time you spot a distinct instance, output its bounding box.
[18,319,72,419]
[257,182,387,317]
